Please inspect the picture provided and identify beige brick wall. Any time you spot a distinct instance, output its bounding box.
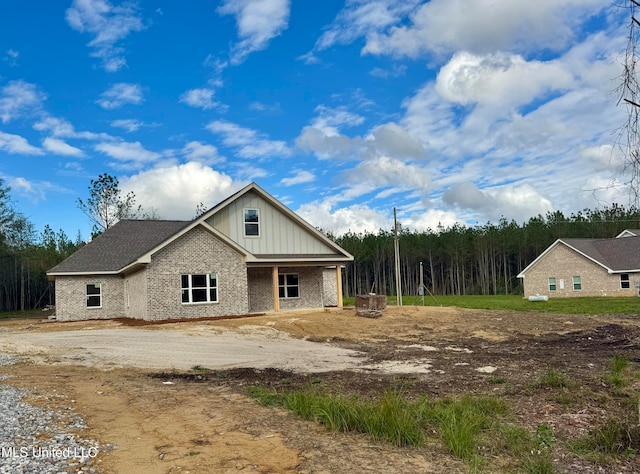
[522,244,638,298]
[55,275,124,321]
[247,266,327,312]
[124,268,147,320]
[145,226,249,320]
[322,267,338,306]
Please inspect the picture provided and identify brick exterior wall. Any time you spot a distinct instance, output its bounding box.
[55,275,124,321]
[124,269,147,320]
[322,267,338,306]
[522,243,638,298]
[247,266,327,312]
[144,226,249,320]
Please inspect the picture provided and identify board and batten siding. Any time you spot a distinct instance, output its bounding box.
[206,190,336,255]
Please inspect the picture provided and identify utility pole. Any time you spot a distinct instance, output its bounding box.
[394,207,402,306]
[419,261,425,306]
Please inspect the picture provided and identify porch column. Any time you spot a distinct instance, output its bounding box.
[272,266,280,312]
[336,265,343,308]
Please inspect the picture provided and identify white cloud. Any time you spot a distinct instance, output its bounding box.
[443,182,553,222]
[97,83,143,109]
[366,122,425,158]
[0,131,43,155]
[311,105,365,135]
[281,170,315,186]
[42,137,85,157]
[121,162,245,219]
[65,0,146,72]
[403,208,460,232]
[362,0,605,58]
[179,88,220,110]
[3,49,19,66]
[343,155,431,195]
[296,200,391,235]
[218,0,291,64]
[435,51,575,108]
[181,141,223,165]
[34,116,113,140]
[206,119,290,159]
[110,119,142,132]
[310,0,421,54]
[95,141,161,167]
[0,80,45,123]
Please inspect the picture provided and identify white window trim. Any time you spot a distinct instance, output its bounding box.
[243,208,260,237]
[548,277,557,292]
[572,276,582,291]
[181,273,219,305]
[278,273,300,299]
[86,283,102,309]
[620,273,630,290]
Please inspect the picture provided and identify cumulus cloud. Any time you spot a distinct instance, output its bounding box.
[443,182,553,222]
[0,80,45,123]
[296,200,391,235]
[361,0,605,58]
[366,123,426,158]
[95,141,161,168]
[179,88,220,110]
[342,156,431,197]
[65,0,146,72]
[435,51,574,108]
[121,162,245,219]
[280,170,315,186]
[0,131,43,155]
[206,119,290,159]
[97,83,144,109]
[42,137,85,157]
[181,141,223,165]
[218,0,291,64]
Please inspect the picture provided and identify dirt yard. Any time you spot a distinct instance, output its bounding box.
[1,305,639,473]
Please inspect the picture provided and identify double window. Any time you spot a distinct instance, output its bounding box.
[278,273,299,298]
[244,208,260,236]
[86,283,102,308]
[181,274,218,304]
[621,273,630,289]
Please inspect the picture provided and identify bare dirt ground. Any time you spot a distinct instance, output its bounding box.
[1,305,639,473]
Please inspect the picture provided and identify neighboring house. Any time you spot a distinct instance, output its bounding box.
[47,183,354,321]
[517,232,640,298]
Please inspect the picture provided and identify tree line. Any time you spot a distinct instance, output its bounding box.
[334,205,640,298]
[0,179,81,312]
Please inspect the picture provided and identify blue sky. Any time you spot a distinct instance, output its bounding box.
[0,0,633,240]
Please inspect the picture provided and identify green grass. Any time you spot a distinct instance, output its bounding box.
[572,418,640,460]
[0,308,50,320]
[344,295,639,315]
[246,386,523,468]
[535,369,569,389]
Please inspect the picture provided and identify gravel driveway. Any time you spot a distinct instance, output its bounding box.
[0,326,363,372]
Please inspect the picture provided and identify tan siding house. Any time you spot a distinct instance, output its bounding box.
[517,233,640,298]
[47,183,353,321]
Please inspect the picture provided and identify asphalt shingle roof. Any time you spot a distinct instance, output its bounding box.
[48,220,190,274]
[562,236,640,271]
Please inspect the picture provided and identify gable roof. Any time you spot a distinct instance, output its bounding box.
[199,182,354,260]
[616,229,640,238]
[48,183,353,276]
[517,235,640,278]
[48,220,190,274]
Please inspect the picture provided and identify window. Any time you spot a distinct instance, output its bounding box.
[278,273,299,298]
[548,277,557,291]
[86,283,102,308]
[621,273,630,289]
[572,276,582,291]
[181,274,218,304]
[244,208,260,236]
